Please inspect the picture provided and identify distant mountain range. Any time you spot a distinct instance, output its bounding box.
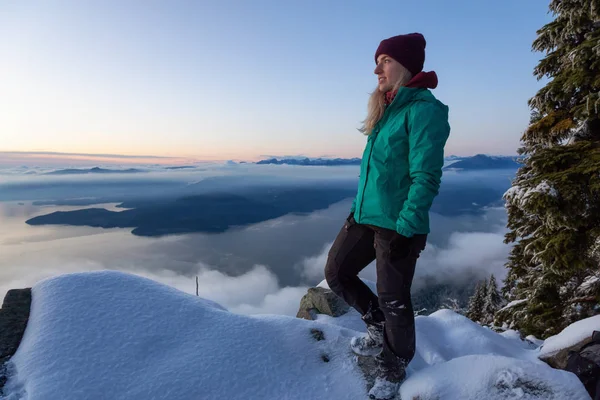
[164,166,196,170]
[255,154,520,170]
[256,157,361,166]
[443,154,521,170]
[45,167,144,175]
[42,155,520,173]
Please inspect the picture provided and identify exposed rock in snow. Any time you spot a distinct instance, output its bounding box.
[539,315,600,369]
[296,287,349,320]
[0,288,31,393]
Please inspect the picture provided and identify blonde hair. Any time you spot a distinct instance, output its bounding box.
[359,64,413,135]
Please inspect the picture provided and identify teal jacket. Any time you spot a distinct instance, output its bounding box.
[351,78,450,238]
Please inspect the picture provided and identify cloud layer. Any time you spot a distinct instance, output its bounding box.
[296,207,511,294]
[0,164,514,317]
[0,201,511,317]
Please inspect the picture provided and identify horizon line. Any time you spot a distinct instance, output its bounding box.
[0,150,174,159]
[0,150,518,163]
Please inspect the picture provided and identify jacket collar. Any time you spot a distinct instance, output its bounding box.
[406,71,438,89]
[384,71,438,106]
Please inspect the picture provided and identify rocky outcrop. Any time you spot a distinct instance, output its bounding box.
[296,287,349,320]
[0,288,32,393]
[540,334,596,370]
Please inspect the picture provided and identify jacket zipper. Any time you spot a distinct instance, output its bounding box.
[357,90,406,220]
[358,127,379,220]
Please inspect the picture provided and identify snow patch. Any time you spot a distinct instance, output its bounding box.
[525,335,545,348]
[499,330,539,350]
[499,298,528,312]
[504,180,558,207]
[400,355,587,400]
[578,275,600,293]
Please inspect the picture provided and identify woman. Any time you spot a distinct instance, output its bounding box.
[324,33,450,400]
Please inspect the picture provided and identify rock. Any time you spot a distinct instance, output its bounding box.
[296,305,317,321]
[0,288,32,393]
[540,335,596,370]
[296,287,350,320]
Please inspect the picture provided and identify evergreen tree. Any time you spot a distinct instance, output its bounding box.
[466,280,487,323]
[499,0,600,338]
[482,274,505,325]
[441,297,464,315]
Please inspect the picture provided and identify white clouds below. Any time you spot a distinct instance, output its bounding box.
[296,227,512,292]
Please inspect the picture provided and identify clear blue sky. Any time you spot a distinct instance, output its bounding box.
[0,0,552,162]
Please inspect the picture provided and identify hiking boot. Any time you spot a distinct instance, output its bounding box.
[368,354,406,400]
[350,322,384,356]
[368,376,402,400]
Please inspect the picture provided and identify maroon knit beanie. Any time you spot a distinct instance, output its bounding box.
[375,33,426,76]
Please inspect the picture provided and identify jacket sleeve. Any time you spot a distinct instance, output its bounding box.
[396,101,450,237]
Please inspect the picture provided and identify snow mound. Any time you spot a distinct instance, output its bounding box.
[400,354,586,400]
[2,271,365,400]
[539,314,600,358]
[410,309,539,370]
[1,271,591,400]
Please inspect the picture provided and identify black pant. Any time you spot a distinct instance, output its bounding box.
[324,214,427,371]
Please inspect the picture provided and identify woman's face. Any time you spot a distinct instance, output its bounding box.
[374,54,405,92]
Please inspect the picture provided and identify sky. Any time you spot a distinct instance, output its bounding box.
[0,0,553,162]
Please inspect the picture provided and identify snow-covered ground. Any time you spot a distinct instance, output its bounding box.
[1,271,592,400]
